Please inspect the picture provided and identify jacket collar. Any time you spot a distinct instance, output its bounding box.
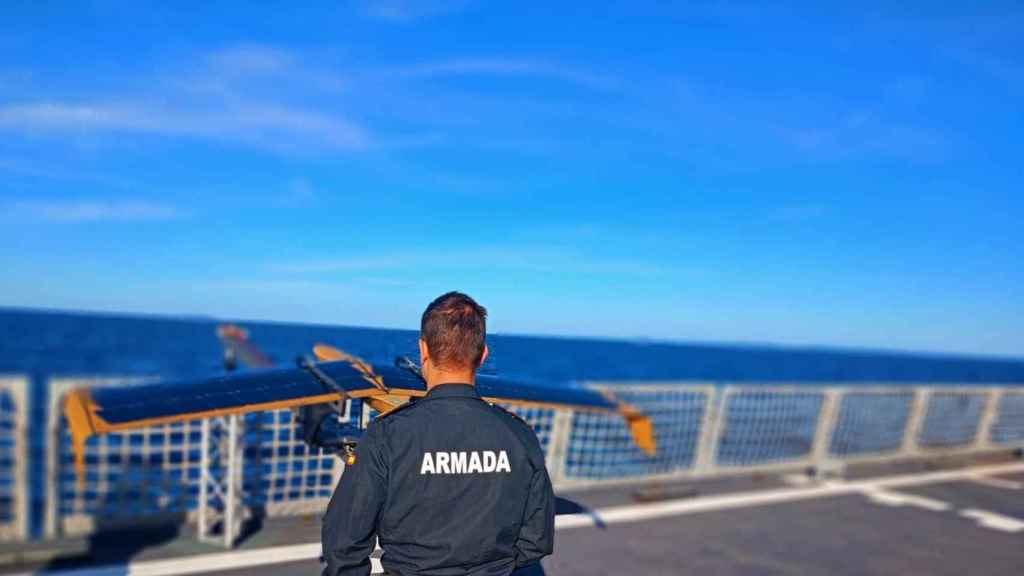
[424,383,481,400]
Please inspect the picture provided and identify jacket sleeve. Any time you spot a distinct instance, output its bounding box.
[513,444,555,569]
[322,421,388,576]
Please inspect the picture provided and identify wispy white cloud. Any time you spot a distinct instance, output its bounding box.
[0,156,143,191]
[773,110,949,161]
[193,44,346,94]
[6,199,183,222]
[0,43,371,154]
[271,245,669,277]
[359,0,471,23]
[353,276,430,288]
[400,58,617,89]
[0,102,145,131]
[769,204,830,223]
[0,101,369,152]
[272,256,407,274]
[207,44,294,76]
[0,43,620,160]
[649,79,951,165]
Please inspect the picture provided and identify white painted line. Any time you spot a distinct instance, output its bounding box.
[781,473,814,486]
[8,544,382,576]
[20,543,323,576]
[557,462,1024,530]
[967,474,1022,490]
[20,462,1024,576]
[960,509,1024,533]
[860,488,950,512]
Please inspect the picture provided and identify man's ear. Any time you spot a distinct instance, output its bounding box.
[479,344,489,367]
[418,338,430,367]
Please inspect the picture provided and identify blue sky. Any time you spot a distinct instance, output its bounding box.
[1,1,1021,357]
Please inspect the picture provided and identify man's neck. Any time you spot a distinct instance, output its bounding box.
[425,369,476,390]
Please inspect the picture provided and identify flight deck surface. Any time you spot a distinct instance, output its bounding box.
[5,460,1023,576]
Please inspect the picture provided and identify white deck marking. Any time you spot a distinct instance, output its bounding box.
[18,462,1024,576]
[859,488,950,512]
[781,473,814,486]
[22,543,324,576]
[8,544,382,576]
[959,509,1024,533]
[557,462,1024,529]
[967,474,1022,490]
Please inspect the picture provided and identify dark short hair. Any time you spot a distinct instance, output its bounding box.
[420,291,488,370]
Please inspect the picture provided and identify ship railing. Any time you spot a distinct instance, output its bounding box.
[0,376,29,543]
[27,380,1024,548]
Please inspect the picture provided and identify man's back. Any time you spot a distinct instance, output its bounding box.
[322,383,554,576]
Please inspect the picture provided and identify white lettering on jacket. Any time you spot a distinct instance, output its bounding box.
[420,451,511,475]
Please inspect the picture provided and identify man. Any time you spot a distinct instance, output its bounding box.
[323,291,555,576]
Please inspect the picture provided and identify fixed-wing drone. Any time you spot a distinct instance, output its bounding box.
[62,325,656,479]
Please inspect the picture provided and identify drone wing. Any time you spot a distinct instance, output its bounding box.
[63,345,656,479]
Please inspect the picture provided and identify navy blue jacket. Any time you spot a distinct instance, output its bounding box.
[322,383,555,576]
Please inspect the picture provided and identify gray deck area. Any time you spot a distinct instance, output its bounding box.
[4,458,1023,576]
[548,474,1024,576]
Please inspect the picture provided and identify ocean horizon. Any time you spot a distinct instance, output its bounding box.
[2,306,1023,386]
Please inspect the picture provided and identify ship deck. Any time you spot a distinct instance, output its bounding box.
[5,456,1023,576]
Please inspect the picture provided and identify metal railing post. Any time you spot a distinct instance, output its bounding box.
[18,379,28,541]
[694,387,727,474]
[811,389,842,476]
[197,414,245,549]
[16,378,28,542]
[0,377,29,542]
[198,418,211,540]
[974,388,1003,450]
[902,388,931,455]
[44,379,64,539]
[545,410,574,486]
[224,414,244,549]
[360,402,373,429]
